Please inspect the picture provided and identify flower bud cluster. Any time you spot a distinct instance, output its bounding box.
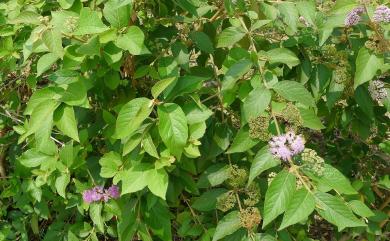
[368,79,388,103]
[243,183,261,207]
[226,165,248,189]
[278,103,303,131]
[82,185,120,204]
[301,149,325,176]
[267,172,277,186]
[344,6,365,27]
[239,207,261,230]
[373,5,390,23]
[248,116,270,141]
[65,16,79,32]
[216,191,236,212]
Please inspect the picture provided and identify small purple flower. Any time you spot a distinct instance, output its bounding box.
[269,132,305,161]
[82,189,95,204]
[82,185,120,204]
[106,185,120,199]
[373,5,390,23]
[345,6,365,27]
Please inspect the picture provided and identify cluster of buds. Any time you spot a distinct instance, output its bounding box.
[373,5,390,23]
[82,185,120,204]
[226,165,248,189]
[65,16,79,32]
[267,172,277,186]
[239,207,261,230]
[278,103,303,131]
[344,6,365,27]
[298,16,310,27]
[269,132,305,161]
[301,149,325,176]
[243,183,261,207]
[368,79,388,103]
[248,115,270,141]
[38,16,50,25]
[216,191,236,212]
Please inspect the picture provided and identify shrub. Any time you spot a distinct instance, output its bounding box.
[0,0,389,240]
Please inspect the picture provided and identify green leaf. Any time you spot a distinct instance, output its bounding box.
[216,27,246,48]
[74,8,109,35]
[183,102,213,125]
[8,11,41,25]
[103,0,131,29]
[147,168,169,200]
[266,48,300,68]
[42,28,64,58]
[354,47,383,88]
[151,77,176,99]
[76,36,100,56]
[60,81,89,107]
[318,164,357,195]
[221,59,252,104]
[115,98,153,139]
[58,0,75,9]
[278,2,299,34]
[248,146,280,186]
[197,164,230,188]
[190,31,214,53]
[242,87,271,122]
[348,200,374,217]
[354,86,374,118]
[263,170,296,228]
[118,208,138,241]
[123,133,142,156]
[158,103,188,159]
[121,165,149,195]
[212,211,241,241]
[37,53,59,76]
[89,203,105,233]
[54,105,79,142]
[296,1,316,27]
[116,26,145,55]
[55,173,70,198]
[279,188,315,230]
[166,75,208,100]
[193,188,227,212]
[315,192,366,231]
[27,100,59,136]
[272,81,315,107]
[298,107,325,130]
[142,133,159,158]
[173,0,199,16]
[99,151,122,178]
[25,87,60,115]
[227,125,258,153]
[19,149,56,168]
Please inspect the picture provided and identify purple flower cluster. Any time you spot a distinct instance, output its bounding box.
[82,185,120,204]
[344,6,365,27]
[269,132,305,161]
[373,5,390,23]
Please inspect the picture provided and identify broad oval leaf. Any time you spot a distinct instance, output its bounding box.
[248,146,280,186]
[272,80,315,107]
[262,170,296,228]
[279,188,315,230]
[212,211,241,241]
[158,103,188,159]
[115,98,153,139]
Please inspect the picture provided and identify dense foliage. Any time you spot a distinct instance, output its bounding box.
[0,0,390,240]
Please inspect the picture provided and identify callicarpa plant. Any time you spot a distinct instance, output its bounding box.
[1,0,390,240]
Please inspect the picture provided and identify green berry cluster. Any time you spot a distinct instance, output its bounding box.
[239,207,261,230]
[226,165,248,189]
[243,183,261,207]
[301,148,325,176]
[277,103,303,131]
[248,116,270,140]
[216,191,236,212]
